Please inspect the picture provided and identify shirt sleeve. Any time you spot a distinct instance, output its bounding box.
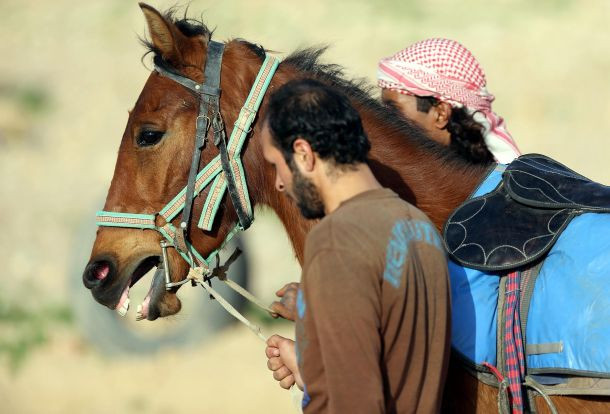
[302,247,385,414]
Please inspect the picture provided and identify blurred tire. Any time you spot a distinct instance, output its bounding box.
[69,208,249,356]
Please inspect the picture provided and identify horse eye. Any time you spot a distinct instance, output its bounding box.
[136,130,165,147]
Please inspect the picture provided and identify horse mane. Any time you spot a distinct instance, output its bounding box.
[282,47,480,172]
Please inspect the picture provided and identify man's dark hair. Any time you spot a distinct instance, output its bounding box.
[416,96,494,164]
[266,78,371,165]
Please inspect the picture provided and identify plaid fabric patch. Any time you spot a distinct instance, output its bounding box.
[504,271,525,413]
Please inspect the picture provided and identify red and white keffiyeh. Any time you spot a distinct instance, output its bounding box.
[378,38,521,163]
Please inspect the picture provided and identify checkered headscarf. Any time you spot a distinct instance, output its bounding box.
[378,38,521,163]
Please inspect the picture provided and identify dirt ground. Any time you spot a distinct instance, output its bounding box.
[1,0,609,413]
[0,323,298,414]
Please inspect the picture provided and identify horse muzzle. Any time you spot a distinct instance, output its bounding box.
[83,254,160,311]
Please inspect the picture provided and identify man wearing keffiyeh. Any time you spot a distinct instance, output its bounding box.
[378,38,521,164]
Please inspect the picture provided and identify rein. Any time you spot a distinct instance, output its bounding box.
[95,40,279,327]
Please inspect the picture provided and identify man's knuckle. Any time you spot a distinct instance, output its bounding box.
[280,375,295,389]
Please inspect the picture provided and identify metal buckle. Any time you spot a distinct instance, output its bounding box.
[233,106,256,135]
[161,238,198,290]
[241,106,256,117]
[233,121,253,135]
[196,114,211,130]
[212,112,227,147]
[212,112,225,133]
[160,240,173,290]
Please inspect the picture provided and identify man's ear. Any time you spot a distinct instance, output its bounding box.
[292,138,315,172]
[432,102,452,129]
[139,3,185,62]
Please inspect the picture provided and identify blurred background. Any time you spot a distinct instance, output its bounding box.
[0,0,608,413]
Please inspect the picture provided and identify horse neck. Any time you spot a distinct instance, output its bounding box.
[249,138,484,265]
[361,112,487,229]
[241,126,313,265]
[227,47,486,263]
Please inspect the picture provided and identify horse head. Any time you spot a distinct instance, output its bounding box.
[82,3,280,320]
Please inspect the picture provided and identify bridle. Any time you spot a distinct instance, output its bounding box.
[94,40,280,333]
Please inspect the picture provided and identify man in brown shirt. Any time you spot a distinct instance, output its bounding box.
[261,78,451,413]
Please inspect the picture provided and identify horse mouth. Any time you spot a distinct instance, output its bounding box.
[114,255,166,321]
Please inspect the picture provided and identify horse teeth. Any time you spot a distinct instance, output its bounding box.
[116,298,130,317]
[135,304,145,321]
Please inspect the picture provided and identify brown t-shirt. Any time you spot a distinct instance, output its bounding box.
[295,188,451,414]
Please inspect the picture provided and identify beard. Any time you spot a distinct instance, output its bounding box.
[289,160,325,220]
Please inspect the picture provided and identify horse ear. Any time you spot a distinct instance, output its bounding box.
[139,3,182,60]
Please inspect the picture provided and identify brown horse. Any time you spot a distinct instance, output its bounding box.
[82,4,608,413]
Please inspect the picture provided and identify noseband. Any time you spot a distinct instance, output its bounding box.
[95,40,279,301]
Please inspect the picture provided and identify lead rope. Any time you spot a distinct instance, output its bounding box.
[190,267,267,341]
[188,267,304,412]
[222,278,274,313]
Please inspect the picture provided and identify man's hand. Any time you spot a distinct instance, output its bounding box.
[270,282,300,321]
[265,334,303,390]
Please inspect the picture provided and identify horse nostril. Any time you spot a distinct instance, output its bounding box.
[95,263,110,280]
[83,260,114,289]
